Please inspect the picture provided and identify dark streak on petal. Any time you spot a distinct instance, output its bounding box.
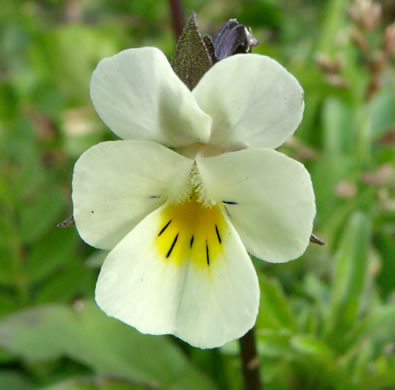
[158,220,172,236]
[150,195,161,199]
[166,233,179,258]
[206,241,210,265]
[215,224,222,244]
[190,235,194,248]
[222,200,238,205]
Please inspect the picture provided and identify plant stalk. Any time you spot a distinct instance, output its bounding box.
[239,326,262,390]
[168,0,185,39]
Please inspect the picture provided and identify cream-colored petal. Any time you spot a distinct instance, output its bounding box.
[197,148,316,262]
[90,47,211,146]
[72,140,193,250]
[193,54,304,149]
[95,201,259,349]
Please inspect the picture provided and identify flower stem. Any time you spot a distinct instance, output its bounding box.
[239,326,262,390]
[168,0,185,39]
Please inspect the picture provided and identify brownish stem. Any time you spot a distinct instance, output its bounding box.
[239,327,262,390]
[168,0,185,39]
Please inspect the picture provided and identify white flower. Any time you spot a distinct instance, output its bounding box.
[72,47,316,349]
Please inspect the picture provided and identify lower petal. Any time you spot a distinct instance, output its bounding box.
[95,200,259,349]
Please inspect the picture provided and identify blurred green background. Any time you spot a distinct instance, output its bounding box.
[0,0,394,389]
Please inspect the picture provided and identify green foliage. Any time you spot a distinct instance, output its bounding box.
[42,377,148,390]
[253,212,395,390]
[0,371,34,390]
[0,302,215,390]
[0,0,394,389]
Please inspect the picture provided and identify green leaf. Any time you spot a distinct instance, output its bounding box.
[317,0,349,53]
[346,306,395,347]
[42,376,148,390]
[18,186,65,244]
[322,97,355,156]
[290,335,335,360]
[310,153,355,232]
[295,303,319,334]
[0,302,216,390]
[0,348,15,363]
[0,291,19,318]
[257,330,295,358]
[27,228,78,284]
[326,212,371,344]
[0,371,34,390]
[33,263,95,304]
[368,91,395,139]
[375,231,395,297]
[85,250,108,268]
[30,25,118,104]
[171,12,212,90]
[0,246,15,288]
[256,273,296,330]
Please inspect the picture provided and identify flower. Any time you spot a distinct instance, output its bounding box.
[72,47,316,349]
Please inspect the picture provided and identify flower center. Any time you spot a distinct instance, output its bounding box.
[170,161,214,207]
[154,198,227,268]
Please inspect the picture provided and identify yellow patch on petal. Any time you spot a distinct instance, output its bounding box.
[154,199,227,268]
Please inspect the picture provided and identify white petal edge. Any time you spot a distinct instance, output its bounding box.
[90,47,212,146]
[193,54,304,149]
[197,148,316,262]
[72,140,194,250]
[95,204,260,349]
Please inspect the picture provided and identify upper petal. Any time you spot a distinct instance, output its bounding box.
[95,201,259,349]
[90,47,212,146]
[72,140,194,250]
[197,148,316,262]
[193,54,304,149]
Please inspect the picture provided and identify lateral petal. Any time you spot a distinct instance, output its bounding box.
[197,148,316,262]
[72,140,193,250]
